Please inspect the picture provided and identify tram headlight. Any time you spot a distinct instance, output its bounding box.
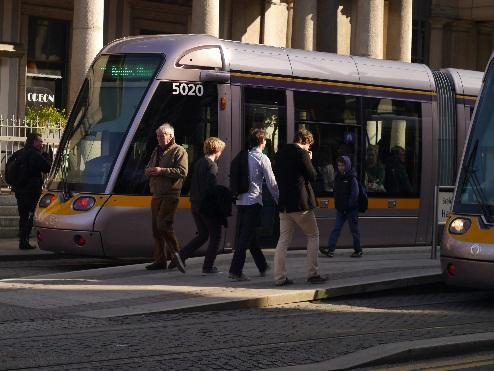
[38,193,56,208]
[72,196,96,211]
[449,218,471,235]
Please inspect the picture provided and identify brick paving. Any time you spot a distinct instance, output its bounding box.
[1,244,472,369]
[0,284,493,370]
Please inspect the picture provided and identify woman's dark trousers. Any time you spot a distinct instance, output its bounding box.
[180,206,222,271]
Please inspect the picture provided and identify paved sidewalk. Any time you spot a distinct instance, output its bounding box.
[0,238,52,257]
[0,238,53,260]
[0,245,441,318]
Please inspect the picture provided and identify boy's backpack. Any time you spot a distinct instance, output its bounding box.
[5,149,29,188]
[357,179,368,213]
[229,150,249,197]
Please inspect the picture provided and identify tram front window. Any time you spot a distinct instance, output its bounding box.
[114,81,218,195]
[48,54,163,193]
[456,65,494,216]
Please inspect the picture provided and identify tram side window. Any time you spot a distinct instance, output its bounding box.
[114,82,218,195]
[364,98,421,197]
[294,91,358,196]
[243,87,286,160]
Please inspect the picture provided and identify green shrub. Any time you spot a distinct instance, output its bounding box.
[25,106,67,129]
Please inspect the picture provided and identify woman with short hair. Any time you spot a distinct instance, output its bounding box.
[179,137,226,274]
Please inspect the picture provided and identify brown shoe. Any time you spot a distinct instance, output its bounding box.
[145,262,166,270]
[275,278,293,286]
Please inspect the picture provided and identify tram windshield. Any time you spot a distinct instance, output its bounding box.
[47,54,163,193]
[455,60,494,218]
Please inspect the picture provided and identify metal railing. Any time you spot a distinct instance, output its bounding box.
[0,114,64,187]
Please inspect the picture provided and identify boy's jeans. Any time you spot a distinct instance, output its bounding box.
[328,209,361,252]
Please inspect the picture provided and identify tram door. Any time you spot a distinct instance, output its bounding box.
[241,87,287,247]
[363,97,422,246]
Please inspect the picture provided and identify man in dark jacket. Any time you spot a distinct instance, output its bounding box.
[13,132,52,250]
[273,129,328,286]
[321,155,363,258]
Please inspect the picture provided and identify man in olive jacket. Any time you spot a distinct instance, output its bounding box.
[145,123,188,272]
[273,129,328,286]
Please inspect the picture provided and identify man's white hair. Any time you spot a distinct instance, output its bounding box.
[156,123,174,138]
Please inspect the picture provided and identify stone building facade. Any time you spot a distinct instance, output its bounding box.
[0,0,493,116]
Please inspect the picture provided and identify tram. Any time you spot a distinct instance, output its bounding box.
[34,34,482,257]
[441,53,494,289]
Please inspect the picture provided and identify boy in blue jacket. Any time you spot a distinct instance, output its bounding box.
[321,155,363,258]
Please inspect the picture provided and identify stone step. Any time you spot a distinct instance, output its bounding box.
[0,194,17,206]
[0,228,18,238]
[0,216,19,228]
[0,206,18,216]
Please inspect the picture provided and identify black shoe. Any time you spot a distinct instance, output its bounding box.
[319,246,334,257]
[173,253,186,274]
[229,272,250,281]
[307,274,329,284]
[350,251,363,258]
[260,264,271,277]
[168,255,186,270]
[19,243,36,250]
[275,278,294,286]
[145,262,166,270]
[202,266,220,275]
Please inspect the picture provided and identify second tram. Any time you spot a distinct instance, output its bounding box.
[441,53,494,289]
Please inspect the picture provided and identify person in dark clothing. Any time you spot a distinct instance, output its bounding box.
[273,128,328,286]
[13,132,52,250]
[179,137,226,274]
[385,146,413,195]
[321,155,362,258]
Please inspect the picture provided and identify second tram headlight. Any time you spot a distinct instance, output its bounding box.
[449,218,471,235]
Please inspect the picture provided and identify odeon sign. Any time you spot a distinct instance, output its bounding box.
[27,92,55,104]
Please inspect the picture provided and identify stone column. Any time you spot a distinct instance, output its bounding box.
[429,17,448,69]
[263,0,288,48]
[450,20,474,69]
[353,0,384,59]
[477,23,494,70]
[387,0,412,62]
[231,0,262,43]
[286,0,294,48]
[220,0,232,39]
[291,0,317,51]
[69,0,104,110]
[318,0,351,54]
[1,0,22,116]
[191,0,220,36]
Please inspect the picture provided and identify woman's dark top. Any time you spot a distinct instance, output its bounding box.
[189,156,218,209]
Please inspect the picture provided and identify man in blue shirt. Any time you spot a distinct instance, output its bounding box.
[229,128,279,281]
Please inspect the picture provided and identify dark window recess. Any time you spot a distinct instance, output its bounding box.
[27,17,69,108]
